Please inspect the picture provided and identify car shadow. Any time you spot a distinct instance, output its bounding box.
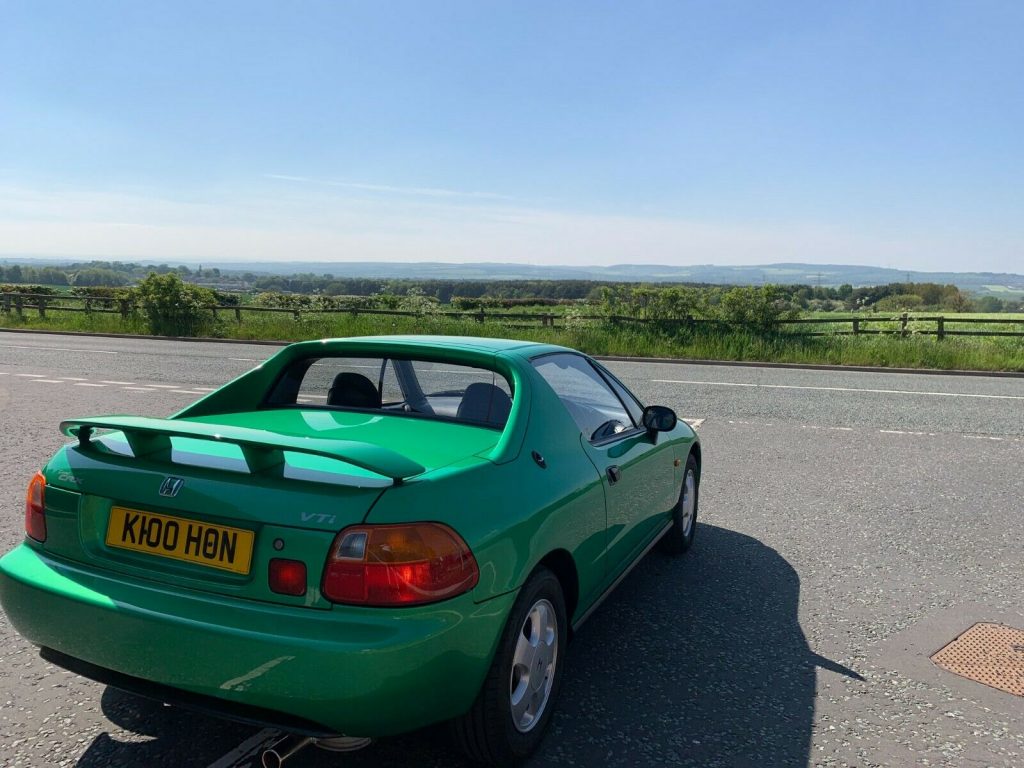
[74,687,254,768]
[75,523,860,767]
[539,522,863,767]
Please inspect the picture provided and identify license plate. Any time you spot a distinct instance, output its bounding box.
[105,507,254,575]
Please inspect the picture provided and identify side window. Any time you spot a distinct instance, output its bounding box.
[598,366,645,426]
[532,353,634,442]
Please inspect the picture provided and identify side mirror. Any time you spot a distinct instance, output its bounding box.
[642,405,677,433]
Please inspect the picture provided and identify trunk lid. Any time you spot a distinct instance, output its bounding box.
[40,409,502,609]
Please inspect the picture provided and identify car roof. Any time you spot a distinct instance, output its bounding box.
[310,335,556,354]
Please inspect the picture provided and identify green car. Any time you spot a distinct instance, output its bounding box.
[0,335,700,766]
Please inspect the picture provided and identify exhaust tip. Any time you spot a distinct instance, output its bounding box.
[259,735,314,768]
[259,734,371,767]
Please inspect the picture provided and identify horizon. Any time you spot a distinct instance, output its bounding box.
[2,2,1022,272]
[3,254,1024,278]
[4,256,1023,294]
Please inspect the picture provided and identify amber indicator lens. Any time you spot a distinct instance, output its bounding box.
[25,472,46,543]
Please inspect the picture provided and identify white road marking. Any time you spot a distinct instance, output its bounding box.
[229,357,260,362]
[0,344,117,354]
[144,384,184,389]
[193,386,216,391]
[15,373,46,377]
[653,379,1024,401]
[73,382,106,387]
[170,389,207,395]
[100,380,135,385]
[59,376,88,381]
[121,386,155,391]
[205,727,282,768]
[683,418,704,428]
[30,379,64,384]
[879,429,936,436]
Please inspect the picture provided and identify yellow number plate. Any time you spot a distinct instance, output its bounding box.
[105,507,254,575]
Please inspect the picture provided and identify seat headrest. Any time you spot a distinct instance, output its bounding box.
[327,372,381,409]
[456,382,512,427]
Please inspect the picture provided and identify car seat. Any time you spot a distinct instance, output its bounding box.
[456,382,512,427]
[327,372,382,409]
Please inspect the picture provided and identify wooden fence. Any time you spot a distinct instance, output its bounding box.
[2,293,1023,338]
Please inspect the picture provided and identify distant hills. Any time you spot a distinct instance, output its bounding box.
[2,257,1023,296]
[219,261,1023,295]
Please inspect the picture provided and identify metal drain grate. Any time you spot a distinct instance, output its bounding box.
[931,622,1024,696]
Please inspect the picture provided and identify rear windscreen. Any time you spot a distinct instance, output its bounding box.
[267,356,513,429]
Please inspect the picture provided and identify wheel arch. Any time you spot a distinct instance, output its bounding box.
[535,549,579,631]
[689,441,702,478]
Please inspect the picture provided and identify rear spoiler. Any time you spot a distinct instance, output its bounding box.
[60,416,425,483]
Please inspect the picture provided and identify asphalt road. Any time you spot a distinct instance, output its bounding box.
[0,331,1021,767]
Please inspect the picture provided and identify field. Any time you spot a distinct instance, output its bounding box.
[2,301,1023,372]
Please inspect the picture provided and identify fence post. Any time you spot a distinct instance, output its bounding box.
[852,318,859,335]
[212,306,219,320]
[119,299,130,320]
[900,312,908,336]
[15,295,23,316]
[936,316,945,340]
[37,297,46,318]
[292,309,301,321]
[234,306,242,323]
[476,310,485,323]
[84,298,92,313]
[1,294,9,313]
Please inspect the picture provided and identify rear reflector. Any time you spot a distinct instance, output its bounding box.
[25,472,46,543]
[269,558,307,596]
[322,523,478,607]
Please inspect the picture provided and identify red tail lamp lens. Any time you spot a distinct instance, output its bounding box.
[269,558,308,596]
[25,471,46,542]
[322,523,479,606]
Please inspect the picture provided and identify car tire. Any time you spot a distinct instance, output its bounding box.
[453,566,567,767]
[658,453,699,555]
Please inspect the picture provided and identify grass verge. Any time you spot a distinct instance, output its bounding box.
[1,310,1023,372]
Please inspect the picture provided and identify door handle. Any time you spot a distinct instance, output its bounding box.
[607,465,621,485]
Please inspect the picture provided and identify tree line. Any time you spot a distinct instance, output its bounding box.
[1,261,1021,312]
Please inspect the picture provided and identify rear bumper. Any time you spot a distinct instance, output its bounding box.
[0,543,513,737]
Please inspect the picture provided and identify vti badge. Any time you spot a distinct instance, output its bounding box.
[159,477,184,498]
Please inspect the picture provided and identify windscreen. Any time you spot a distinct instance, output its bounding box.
[268,356,514,429]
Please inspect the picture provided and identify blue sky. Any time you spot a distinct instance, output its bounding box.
[1,1,1021,271]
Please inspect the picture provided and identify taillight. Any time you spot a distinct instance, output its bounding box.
[25,471,46,542]
[322,523,479,607]
[269,558,308,596]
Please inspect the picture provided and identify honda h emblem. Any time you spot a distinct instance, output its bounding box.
[159,477,184,498]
